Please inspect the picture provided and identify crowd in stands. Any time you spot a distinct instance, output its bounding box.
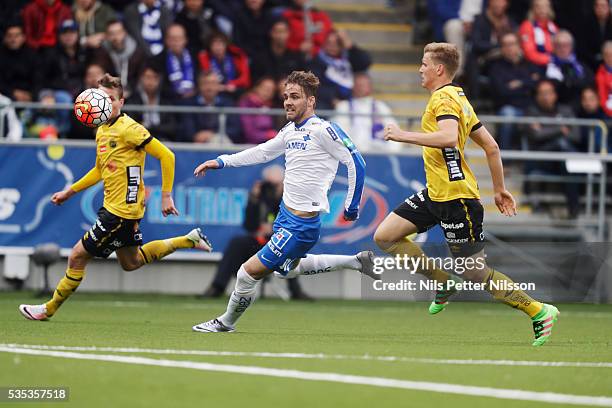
[428,0,612,154]
[0,0,384,145]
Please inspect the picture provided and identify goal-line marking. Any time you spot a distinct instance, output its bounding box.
[3,343,612,368]
[1,346,611,407]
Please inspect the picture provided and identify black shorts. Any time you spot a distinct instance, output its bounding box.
[393,189,484,257]
[81,207,143,258]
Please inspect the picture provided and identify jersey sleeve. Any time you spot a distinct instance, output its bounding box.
[320,122,366,216]
[125,122,153,149]
[217,131,286,168]
[431,91,461,122]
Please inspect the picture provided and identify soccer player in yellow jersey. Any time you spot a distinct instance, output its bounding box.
[374,43,559,346]
[19,74,212,321]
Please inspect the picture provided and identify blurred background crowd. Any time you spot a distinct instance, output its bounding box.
[0,0,610,156]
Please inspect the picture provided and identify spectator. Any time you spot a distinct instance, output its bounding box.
[21,89,69,139]
[126,66,178,141]
[46,19,90,97]
[73,0,117,49]
[282,0,332,58]
[66,63,104,139]
[332,73,399,151]
[429,0,483,75]
[198,31,251,98]
[124,0,173,56]
[595,41,612,117]
[200,165,311,300]
[0,24,41,102]
[232,0,274,60]
[577,86,608,152]
[94,20,146,98]
[467,0,516,98]
[250,18,306,82]
[545,30,592,106]
[490,32,541,149]
[22,0,72,50]
[238,76,277,144]
[579,0,612,71]
[519,0,557,67]
[150,24,197,100]
[181,71,242,143]
[524,80,580,217]
[0,93,24,141]
[308,30,371,111]
[174,0,228,51]
[426,0,460,42]
[470,0,516,64]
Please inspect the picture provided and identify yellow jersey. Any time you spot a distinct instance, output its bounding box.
[95,113,152,219]
[421,84,481,202]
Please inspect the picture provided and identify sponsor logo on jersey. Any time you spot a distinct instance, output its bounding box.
[326,126,338,141]
[99,145,107,153]
[109,140,117,148]
[286,140,308,150]
[126,166,141,204]
[441,221,464,229]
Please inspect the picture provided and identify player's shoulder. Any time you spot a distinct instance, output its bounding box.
[431,84,468,102]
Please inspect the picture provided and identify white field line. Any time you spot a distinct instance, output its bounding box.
[3,343,612,369]
[1,346,611,407]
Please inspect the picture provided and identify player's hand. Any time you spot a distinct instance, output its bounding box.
[194,159,221,178]
[384,123,402,142]
[161,194,179,217]
[343,209,359,222]
[50,189,74,205]
[494,189,517,216]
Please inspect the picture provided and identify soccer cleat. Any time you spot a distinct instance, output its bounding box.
[186,228,213,252]
[192,318,235,333]
[428,276,461,315]
[18,304,49,321]
[531,303,560,346]
[356,251,381,281]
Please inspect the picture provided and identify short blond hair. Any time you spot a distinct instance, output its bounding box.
[424,42,460,79]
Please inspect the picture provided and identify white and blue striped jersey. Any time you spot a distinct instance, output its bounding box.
[216,115,366,215]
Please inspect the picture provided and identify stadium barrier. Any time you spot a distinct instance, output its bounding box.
[1,104,611,301]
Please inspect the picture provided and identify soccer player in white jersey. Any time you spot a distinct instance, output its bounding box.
[192,71,378,333]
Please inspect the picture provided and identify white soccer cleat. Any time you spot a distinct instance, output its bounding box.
[357,251,381,281]
[19,304,49,321]
[186,228,213,252]
[192,318,235,333]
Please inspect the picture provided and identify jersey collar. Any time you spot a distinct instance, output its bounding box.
[107,112,125,127]
[294,115,317,129]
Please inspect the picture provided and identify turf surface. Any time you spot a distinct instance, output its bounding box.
[1,292,612,408]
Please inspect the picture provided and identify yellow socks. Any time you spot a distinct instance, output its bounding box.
[483,269,543,317]
[138,236,194,264]
[386,237,454,283]
[45,268,85,316]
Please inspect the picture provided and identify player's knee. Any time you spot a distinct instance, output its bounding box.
[234,265,259,294]
[373,228,394,251]
[120,260,142,272]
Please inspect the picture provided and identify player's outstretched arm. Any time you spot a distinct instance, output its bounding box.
[383,120,458,148]
[144,138,179,217]
[193,159,222,177]
[470,125,517,216]
[52,164,102,205]
[195,134,286,176]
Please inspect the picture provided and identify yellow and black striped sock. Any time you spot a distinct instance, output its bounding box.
[386,237,454,283]
[45,267,85,316]
[483,269,543,317]
[138,236,195,264]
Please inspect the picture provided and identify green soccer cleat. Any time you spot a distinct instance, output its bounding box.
[428,276,461,315]
[531,303,560,346]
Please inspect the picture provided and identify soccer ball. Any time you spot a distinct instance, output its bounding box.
[74,88,112,128]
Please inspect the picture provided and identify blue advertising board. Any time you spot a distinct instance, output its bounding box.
[0,143,442,254]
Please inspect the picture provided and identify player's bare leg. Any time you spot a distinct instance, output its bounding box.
[193,255,270,333]
[19,241,92,320]
[374,213,460,313]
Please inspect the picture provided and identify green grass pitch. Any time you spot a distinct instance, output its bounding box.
[1,292,612,408]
